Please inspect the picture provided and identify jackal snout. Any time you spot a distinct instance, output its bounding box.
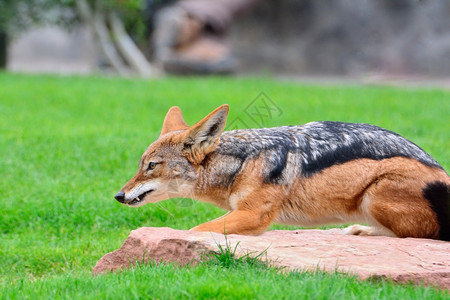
[114,191,125,203]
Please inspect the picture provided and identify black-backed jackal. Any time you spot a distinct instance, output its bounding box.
[115,105,449,240]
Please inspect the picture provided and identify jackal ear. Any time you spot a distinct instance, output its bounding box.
[160,106,189,136]
[182,104,229,164]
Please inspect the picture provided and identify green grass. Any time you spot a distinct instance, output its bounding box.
[4,263,448,300]
[0,73,449,298]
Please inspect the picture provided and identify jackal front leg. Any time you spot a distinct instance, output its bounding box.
[191,175,281,235]
[191,208,276,236]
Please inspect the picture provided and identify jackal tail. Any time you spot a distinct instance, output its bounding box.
[423,181,450,241]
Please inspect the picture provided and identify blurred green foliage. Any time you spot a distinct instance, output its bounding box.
[0,0,145,41]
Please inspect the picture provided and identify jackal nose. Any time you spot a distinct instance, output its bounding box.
[115,191,125,203]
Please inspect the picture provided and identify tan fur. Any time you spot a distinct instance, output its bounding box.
[191,156,448,237]
[276,157,448,238]
[180,105,229,164]
[160,106,189,136]
[117,105,449,238]
[192,157,283,235]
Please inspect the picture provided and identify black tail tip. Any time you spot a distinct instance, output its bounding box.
[423,181,450,241]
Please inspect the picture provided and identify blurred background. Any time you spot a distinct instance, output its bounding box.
[1,0,450,84]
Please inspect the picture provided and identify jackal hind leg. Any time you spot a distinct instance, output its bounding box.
[352,176,440,239]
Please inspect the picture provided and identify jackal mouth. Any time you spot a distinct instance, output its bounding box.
[128,189,154,206]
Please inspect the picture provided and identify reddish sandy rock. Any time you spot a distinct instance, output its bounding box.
[93,227,450,290]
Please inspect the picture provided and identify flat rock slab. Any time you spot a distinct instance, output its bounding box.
[94,227,450,290]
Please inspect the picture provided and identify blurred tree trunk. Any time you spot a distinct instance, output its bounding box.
[75,0,129,75]
[75,0,158,77]
[109,13,157,77]
[0,29,7,69]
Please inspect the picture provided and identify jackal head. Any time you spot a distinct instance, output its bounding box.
[115,104,229,207]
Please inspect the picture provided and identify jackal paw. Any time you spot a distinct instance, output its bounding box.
[343,224,396,237]
[343,224,374,236]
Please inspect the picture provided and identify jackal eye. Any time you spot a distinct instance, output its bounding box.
[148,162,157,170]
